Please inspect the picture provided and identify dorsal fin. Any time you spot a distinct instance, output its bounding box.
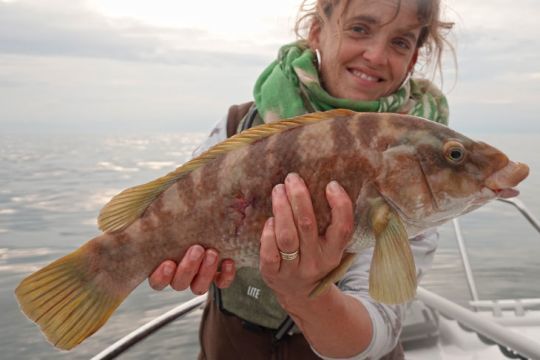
[97,109,355,232]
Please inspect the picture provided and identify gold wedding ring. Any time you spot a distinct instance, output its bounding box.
[279,249,299,261]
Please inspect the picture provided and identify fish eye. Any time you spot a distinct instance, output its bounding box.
[443,141,466,164]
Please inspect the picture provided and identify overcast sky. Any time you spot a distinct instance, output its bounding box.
[1,0,539,134]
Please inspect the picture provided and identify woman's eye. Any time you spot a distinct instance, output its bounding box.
[351,25,368,35]
[392,38,411,51]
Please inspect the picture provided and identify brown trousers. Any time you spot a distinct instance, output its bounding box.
[197,296,404,360]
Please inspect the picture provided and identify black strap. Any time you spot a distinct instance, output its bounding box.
[239,106,260,132]
[272,316,295,343]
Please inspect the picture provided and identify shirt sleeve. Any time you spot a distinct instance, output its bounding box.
[313,228,439,360]
[191,116,229,157]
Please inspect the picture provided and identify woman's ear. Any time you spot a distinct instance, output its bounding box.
[308,21,322,49]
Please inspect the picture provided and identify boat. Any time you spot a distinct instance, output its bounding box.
[90,198,540,360]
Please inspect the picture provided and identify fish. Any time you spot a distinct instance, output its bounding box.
[15,109,529,350]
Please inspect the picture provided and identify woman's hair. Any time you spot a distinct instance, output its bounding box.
[294,0,455,81]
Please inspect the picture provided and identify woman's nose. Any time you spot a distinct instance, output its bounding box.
[362,39,388,66]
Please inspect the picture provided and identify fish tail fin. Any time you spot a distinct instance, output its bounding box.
[309,253,358,299]
[15,245,126,350]
[369,213,417,304]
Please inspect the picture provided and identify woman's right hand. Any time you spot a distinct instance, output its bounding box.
[148,245,236,295]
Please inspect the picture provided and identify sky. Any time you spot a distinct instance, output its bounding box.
[0,0,539,134]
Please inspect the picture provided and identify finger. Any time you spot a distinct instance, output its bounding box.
[148,260,177,291]
[190,249,219,295]
[170,245,205,291]
[272,184,300,267]
[323,181,354,260]
[284,173,319,258]
[259,217,281,275]
[214,259,236,289]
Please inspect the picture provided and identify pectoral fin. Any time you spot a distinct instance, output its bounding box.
[309,252,357,299]
[368,199,416,304]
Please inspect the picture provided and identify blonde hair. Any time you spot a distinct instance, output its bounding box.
[294,0,455,81]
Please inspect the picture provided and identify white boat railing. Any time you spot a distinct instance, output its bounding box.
[498,198,540,233]
[454,198,540,307]
[417,287,540,360]
[91,198,540,359]
[470,299,540,317]
[91,295,208,360]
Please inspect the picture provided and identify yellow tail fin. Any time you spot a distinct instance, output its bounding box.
[15,247,126,350]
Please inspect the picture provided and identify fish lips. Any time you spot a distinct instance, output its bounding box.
[494,188,520,199]
[485,161,529,199]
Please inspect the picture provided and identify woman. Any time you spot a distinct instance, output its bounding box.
[150,0,453,358]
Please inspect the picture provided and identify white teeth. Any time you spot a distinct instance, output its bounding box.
[351,70,379,82]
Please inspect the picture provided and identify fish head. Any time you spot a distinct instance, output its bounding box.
[377,117,529,229]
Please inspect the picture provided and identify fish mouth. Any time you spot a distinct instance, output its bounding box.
[485,161,529,199]
[494,188,521,199]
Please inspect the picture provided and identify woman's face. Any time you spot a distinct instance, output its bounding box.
[309,0,422,101]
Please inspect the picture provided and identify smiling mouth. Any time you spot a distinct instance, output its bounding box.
[349,69,383,83]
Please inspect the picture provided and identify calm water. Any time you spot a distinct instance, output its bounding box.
[1,131,539,359]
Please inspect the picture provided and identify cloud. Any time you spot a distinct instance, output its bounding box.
[0,0,538,135]
[0,0,269,67]
[0,0,280,133]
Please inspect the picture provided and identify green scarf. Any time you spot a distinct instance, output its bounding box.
[254,42,449,125]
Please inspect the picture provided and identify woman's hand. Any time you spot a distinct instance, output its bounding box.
[259,173,354,306]
[148,245,236,295]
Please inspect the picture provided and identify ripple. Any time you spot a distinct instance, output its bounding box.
[0,248,57,259]
[136,161,176,171]
[81,218,98,226]
[85,189,121,209]
[96,162,139,172]
[0,264,42,273]
[0,209,17,215]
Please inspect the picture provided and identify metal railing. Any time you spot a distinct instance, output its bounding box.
[454,198,540,306]
[417,287,540,360]
[91,295,207,360]
[497,198,540,233]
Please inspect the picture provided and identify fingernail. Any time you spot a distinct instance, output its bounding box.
[273,184,285,195]
[266,217,274,228]
[223,262,233,272]
[328,181,342,193]
[286,173,301,183]
[190,246,204,261]
[204,251,217,266]
[163,264,173,277]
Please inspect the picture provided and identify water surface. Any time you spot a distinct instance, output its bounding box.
[1,132,539,359]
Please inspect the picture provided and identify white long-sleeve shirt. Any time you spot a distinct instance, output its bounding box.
[193,117,439,359]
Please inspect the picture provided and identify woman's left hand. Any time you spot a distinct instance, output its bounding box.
[259,173,354,306]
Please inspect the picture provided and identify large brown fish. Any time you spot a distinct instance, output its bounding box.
[15,110,529,350]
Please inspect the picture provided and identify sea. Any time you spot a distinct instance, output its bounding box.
[1,131,539,359]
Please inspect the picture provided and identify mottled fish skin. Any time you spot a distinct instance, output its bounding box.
[15,111,529,350]
[89,112,520,291]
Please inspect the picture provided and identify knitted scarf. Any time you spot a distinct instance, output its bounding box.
[253,42,449,125]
